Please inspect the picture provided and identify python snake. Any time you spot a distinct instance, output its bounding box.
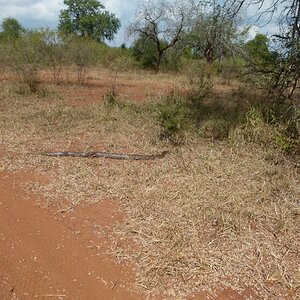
[43,150,169,160]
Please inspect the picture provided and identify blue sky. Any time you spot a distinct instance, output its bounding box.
[0,0,279,45]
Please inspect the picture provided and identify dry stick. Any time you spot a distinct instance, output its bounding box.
[111,280,119,290]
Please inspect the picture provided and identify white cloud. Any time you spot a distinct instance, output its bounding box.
[103,0,136,19]
[0,0,63,28]
[247,25,259,40]
[0,0,137,44]
[101,0,137,45]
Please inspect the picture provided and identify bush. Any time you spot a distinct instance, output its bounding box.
[200,118,231,139]
[230,105,299,154]
[98,44,135,69]
[63,35,98,83]
[155,93,190,143]
[218,58,245,82]
[5,31,44,92]
[39,29,66,83]
[131,35,159,71]
[181,59,213,101]
[230,106,274,145]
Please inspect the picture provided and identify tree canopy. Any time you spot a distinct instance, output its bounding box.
[58,0,120,42]
[185,5,247,65]
[129,0,194,73]
[0,18,25,41]
[223,0,300,99]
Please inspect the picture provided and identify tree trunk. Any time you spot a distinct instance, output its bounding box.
[155,51,164,74]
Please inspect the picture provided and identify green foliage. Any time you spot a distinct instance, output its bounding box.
[274,130,296,153]
[244,34,278,64]
[58,0,120,42]
[131,34,183,72]
[200,118,231,139]
[155,93,189,143]
[104,56,134,106]
[230,105,299,154]
[39,29,66,82]
[229,106,273,146]
[186,11,247,64]
[182,59,213,100]
[1,18,25,41]
[132,35,159,70]
[243,34,282,89]
[64,35,98,83]
[5,31,44,92]
[218,58,245,81]
[104,89,120,107]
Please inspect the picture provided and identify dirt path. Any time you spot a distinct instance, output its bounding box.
[0,171,142,300]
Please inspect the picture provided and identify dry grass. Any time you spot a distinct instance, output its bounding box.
[0,75,299,300]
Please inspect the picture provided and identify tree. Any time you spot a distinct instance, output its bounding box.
[185,4,247,65]
[5,31,44,92]
[129,0,194,73]
[244,34,278,64]
[245,34,270,60]
[58,0,120,42]
[242,34,280,89]
[132,34,158,70]
[1,18,25,40]
[65,35,98,83]
[225,0,300,138]
[225,0,300,100]
[39,29,66,83]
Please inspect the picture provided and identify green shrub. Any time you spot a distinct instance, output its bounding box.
[229,106,273,145]
[5,31,44,92]
[218,58,245,81]
[274,130,296,153]
[155,93,189,143]
[39,29,65,83]
[230,105,299,154]
[64,35,98,83]
[181,59,213,101]
[104,89,120,107]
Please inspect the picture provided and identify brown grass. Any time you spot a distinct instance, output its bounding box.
[0,72,299,300]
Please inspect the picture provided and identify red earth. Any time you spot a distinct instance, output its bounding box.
[0,72,259,299]
[0,171,142,300]
[0,170,259,300]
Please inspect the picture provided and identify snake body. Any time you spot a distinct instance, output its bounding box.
[43,151,169,160]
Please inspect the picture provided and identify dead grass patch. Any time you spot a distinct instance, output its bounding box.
[0,79,299,300]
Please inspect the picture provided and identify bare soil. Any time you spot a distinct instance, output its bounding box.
[0,171,141,300]
[0,170,258,300]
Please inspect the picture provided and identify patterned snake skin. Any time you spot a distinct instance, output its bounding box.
[43,150,169,160]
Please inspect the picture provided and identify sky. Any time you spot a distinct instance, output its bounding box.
[0,0,137,45]
[0,0,279,46]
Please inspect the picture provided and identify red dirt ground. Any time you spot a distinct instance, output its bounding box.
[0,170,258,300]
[0,171,142,300]
[0,72,258,299]
[42,69,178,106]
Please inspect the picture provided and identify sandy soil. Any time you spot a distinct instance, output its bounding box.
[0,171,142,300]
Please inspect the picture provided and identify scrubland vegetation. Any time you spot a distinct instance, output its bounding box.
[0,0,299,299]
